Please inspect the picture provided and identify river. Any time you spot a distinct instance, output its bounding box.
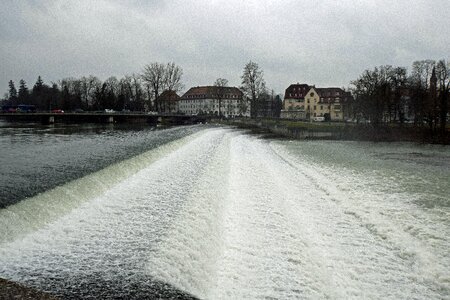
[0,122,449,299]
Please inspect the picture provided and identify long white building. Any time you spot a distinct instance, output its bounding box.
[178,86,249,117]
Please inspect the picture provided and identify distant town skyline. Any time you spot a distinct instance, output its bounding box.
[1,0,449,96]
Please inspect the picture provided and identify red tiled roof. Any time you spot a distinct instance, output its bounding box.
[181,86,243,100]
[313,88,353,104]
[159,90,180,103]
[284,84,312,99]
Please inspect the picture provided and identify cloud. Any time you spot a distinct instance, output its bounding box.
[1,0,449,96]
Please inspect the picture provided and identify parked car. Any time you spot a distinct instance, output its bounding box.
[312,116,325,122]
[51,109,64,113]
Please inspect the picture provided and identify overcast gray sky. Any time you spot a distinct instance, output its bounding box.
[1,0,449,96]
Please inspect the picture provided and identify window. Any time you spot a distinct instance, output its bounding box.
[310,93,314,97]
[314,105,316,110]
[320,105,323,110]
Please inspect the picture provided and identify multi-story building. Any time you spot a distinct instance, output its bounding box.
[281,83,352,121]
[178,86,249,117]
[280,83,312,119]
[306,87,352,121]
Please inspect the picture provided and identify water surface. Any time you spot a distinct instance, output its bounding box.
[0,124,448,299]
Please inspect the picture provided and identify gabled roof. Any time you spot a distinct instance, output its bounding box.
[159,90,180,102]
[284,83,312,99]
[312,87,353,103]
[315,87,344,97]
[181,86,243,99]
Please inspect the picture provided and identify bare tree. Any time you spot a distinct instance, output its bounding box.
[411,60,436,89]
[59,77,82,110]
[351,65,405,125]
[241,61,266,118]
[80,75,101,110]
[214,78,228,117]
[164,62,184,92]
[142,62,183,112]
[142,63,165,112]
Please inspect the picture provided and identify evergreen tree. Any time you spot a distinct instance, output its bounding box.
[33,76,44,94]
[8,80,17,103]
[18,79,29,103]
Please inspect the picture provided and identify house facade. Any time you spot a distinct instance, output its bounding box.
[281,83,352,121]
[308,87,351,121]
[280,83,312,119]
[179,86,249,117]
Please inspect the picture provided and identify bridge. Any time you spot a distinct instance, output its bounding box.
[0,112,208,125]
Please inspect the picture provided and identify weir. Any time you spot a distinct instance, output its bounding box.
[0,128,448,299]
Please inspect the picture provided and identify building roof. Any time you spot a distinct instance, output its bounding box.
[181,86,243,100]
[284,83,312,99]
[159,90,180,102]
[313,87,353,103]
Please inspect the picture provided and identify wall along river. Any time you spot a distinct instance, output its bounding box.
[0,122,449,299]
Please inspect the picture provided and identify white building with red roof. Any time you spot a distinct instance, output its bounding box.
[179,86,249,117]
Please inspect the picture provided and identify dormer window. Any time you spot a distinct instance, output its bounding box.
[310,92,314,97]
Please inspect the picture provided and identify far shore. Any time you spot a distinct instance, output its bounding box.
[219,118,450,145]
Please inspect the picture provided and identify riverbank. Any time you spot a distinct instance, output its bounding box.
[220,118,450,144]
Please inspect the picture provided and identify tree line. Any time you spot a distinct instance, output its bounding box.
[351,59,449,134]
[1,60,282,117]
[2,62,184,113]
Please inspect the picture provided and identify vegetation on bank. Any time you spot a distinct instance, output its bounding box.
[222,118,450,144]
[1,58,448,142]
[350,60,449,138]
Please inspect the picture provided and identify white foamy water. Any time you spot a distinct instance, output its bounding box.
[0,128,449,299]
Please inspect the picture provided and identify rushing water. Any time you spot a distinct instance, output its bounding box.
[0,122,449,299]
